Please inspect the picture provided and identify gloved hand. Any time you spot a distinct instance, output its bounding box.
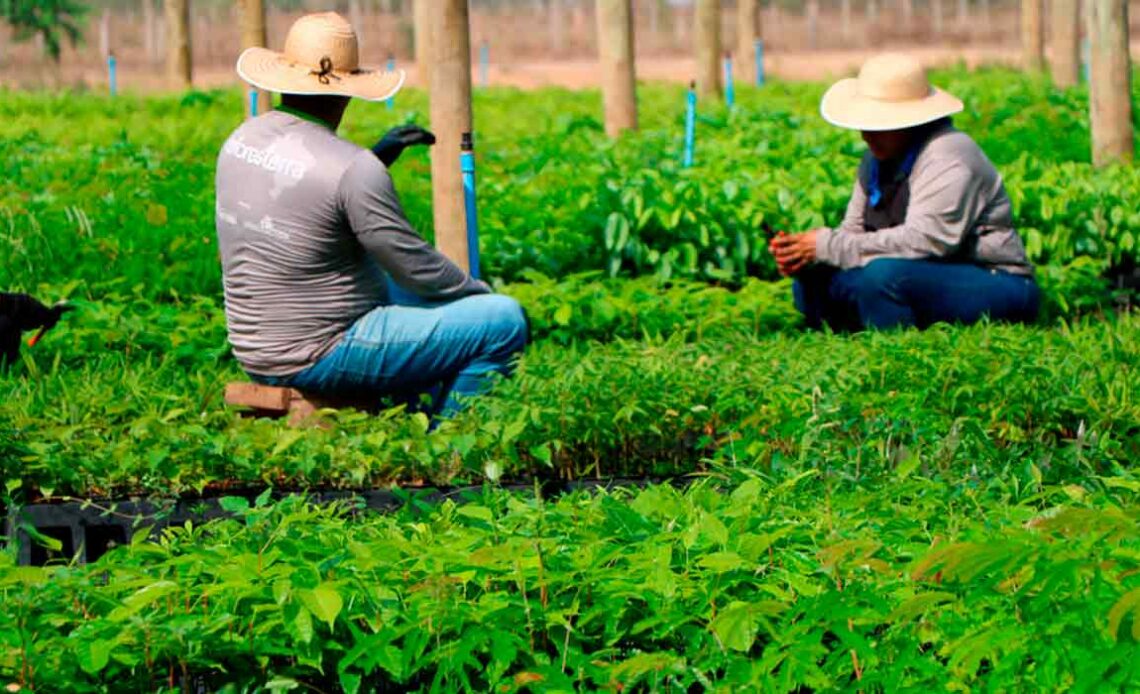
[370,125,437,167]
[0,293,72,331]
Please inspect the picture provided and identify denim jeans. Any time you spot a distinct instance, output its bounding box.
[258,283,528,417]
[793,258,1041,331]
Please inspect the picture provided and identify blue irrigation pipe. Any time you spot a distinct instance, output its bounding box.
[723,52,735,108]
[386,56,396,109]
[683,81,697,168]
[479,41,490,88]
[754,39,765,86]
[249,88,258,117]
[460,132,481,279]
[108,54,117,97]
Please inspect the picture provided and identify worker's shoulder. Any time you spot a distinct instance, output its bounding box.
[922,127,996,173]
[337,148,392,191]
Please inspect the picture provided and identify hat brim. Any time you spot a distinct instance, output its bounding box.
[236,47,405,102]
[820,78,964,132]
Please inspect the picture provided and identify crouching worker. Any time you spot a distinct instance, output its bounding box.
[216,13,527,417]
[770,54,1040,331]
[0,294,72,368]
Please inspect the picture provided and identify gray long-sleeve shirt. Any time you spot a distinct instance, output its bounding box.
[815,126,1034,276]
[215,109,487,377]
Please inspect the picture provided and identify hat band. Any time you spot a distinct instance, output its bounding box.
[308,56,341,85]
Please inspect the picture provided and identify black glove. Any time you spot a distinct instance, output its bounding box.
[370,125,436,167]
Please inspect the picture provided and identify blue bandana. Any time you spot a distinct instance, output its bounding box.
[868,145,921,209]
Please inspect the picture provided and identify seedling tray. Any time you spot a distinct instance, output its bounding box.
[6,477,687,566]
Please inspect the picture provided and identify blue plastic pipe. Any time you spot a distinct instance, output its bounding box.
[479,42,490,88]
[683,82,697,168]
[249,88,258,117]
[108,54,117,97]
[724,53,735,108]
[386,56,396,109]
[460,132,481,279]
[754,39,765,86]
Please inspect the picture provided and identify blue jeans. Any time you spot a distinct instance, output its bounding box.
[793,259,1041,331]
[258,286,528,417]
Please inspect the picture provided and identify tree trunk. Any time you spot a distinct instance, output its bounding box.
[900,0,914,27]
[1021,0,1044,71]
[143,0,158,64]
[867,0,879,24]
[694,0,721,98]
[349,0,365,51]
[1088,0,1133,165]
[239,0,271,115]
[673,5,689,49]
[99,9,112,59]
[737,0,759,84]
[165,0,192,88]
[806,0,819,49]
[548,0,567,56]
[414,0,432,89]
[1050,0,1080,88]
[430,0,474,269]
[596,0,637,137]
[956,0,968,28]
[841,0,852,41]
[932,0,943,36]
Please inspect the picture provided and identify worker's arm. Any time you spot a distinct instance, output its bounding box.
[815,157,986,270]
[832,175,868,236]
[339,151,489,300]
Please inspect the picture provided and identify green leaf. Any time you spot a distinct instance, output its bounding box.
[301,584,343,630]
[1107,588,1140,643]
[218,496,250,514]
[553,304,573,326]
[698,551,745,573]
[339,672,362,694]
[711,601,760,652]
[76,638,112,675]
[457,505,494,523]
[294,605,314,644]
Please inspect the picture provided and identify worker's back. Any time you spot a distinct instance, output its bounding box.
[215,109,385,378]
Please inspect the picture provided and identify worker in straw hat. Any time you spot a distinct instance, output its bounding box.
[769,54,1040,331]
[216,12,528,417]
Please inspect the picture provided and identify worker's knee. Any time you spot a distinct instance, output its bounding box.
[474,294,529,352]
[856,259,912,298]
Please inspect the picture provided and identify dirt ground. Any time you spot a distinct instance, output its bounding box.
[50,44,1087,95]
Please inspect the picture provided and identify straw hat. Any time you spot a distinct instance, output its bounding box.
[820,53,963,132]
[236,12,404,102]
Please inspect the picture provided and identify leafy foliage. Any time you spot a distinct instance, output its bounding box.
[1,68,1139,692]
[2,478,1139,690]
[1,0,88,62]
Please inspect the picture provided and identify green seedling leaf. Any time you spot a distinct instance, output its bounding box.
[301,584,343,630]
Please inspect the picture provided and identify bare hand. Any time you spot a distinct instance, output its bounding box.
[769,229,820,277]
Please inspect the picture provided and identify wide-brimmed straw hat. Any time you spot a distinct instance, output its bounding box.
[820,53,963,131]
[236,12,404,102]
